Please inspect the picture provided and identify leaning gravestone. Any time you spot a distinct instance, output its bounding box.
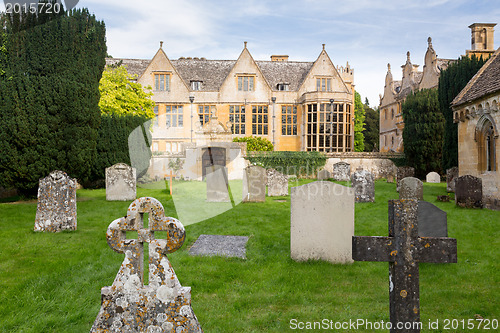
[267,168,288,196]
[34,170,77,232]
[105,163,136,201]
[206,165,230,202]
[446,167,459,192]
[317,169,331,180]
[291,181,354,264]
[242,165,266,202]
[426,172,441,183]
[332,162,351,181]
[455,175,483,208]
[399,177,423,200]
[353,199,457,333]
[351,169,375,203]
[418,201,447,237]
[91,197,202,332]
[396,166,415,192]
[189,234,249,259]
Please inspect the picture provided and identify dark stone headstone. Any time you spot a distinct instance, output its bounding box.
[399,177,423,200]
[189,234,249,259]
[446,167,459,193]
[396,166,415,192]
[352,200,457,333]
[455,175,483,208]
[418,201,447,237]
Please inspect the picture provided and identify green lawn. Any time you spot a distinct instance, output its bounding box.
[0,180,498,332]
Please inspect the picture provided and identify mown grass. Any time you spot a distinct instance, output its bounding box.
[0,180,498,332]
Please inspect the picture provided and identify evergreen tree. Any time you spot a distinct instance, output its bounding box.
[0,6,106,195]
[438,55,487,171]
[354,91,366,152]
[402,89,444,178]
[363,104,379,152]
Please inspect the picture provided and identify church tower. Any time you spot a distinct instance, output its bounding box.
[466,23,496,60]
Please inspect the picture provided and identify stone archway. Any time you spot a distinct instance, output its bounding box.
[476,115,498,172]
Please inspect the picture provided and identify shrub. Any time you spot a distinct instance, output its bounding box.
[247,151,326,177]
[233,136,273,151]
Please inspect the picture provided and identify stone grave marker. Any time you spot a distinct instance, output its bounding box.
[206,165,230,202]
[437,195,450,202]
[386,174,395,183]
[291,181,354,264]
[399,177,423,200]
[396,166,415,191]
[34,170,77,232]
[317,169,331,180]
[352,199,457,333]
[446,167,459,192]
[425,172,441,183]
[418,201,447,237]
[267,168,288,197]
[189,235,249,259]
[332,162,351,181]
[105,163,136,201]
[455,175,483,208]
[91,197,203,333]
[351,169,375,203]
[242,165,266,202]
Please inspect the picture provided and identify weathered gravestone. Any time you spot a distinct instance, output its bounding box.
[34,170,77,232]
[267,168,288,196]
[418,201,447,237]
[317,169,331,180]
[189,235,249,259]
[396,166,415,192]
[446,167,459,193]
[399,177,423,200]
[425,172,441,183]
[206,165,230,202]
[351,169,375,203]
[352,200,457,333]
[332,162,351,181]
[386,174,395,183]
[242,165,266,202]
[91,197,203,333]
[291,181,354,264]
[106,163,136,201]
[455,175,483,208]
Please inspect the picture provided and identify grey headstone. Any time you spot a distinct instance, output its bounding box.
[351,169,375,203]
[267,168,288,196]
[418,201,447,237]
[317,169,332,180]
[396,166,415,191]
[332,162,351,181]
[455,175,483,208]
[291,181,354,264]
[189,234,249,259]
[242,165,266,202]
[34,170,77,232]
[206,165,230,202]
[426,172,441,183]
[105,163,136,201]
[386,174,395,183]
[399,177,424,200]
[446,167,459,192]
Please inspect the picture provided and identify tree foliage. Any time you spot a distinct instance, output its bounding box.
[354,91,366,152]
[438,55,487,171]
[363,104,379,152]
[99,66,155,118]
[233,136,274,152]
[402,89,444,178]
[0,6,106,195]
[247,151,326,176]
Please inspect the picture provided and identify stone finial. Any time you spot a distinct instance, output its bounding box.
[244,41,247,48]
[428,36,432,46]
[407,51,411,61]
[322,43,326,50]
[387,63,391,72]
[160,41,163,48]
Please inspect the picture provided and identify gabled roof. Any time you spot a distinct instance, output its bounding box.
[171,59,236,91]
[105,58,151,78]
[256,60,314,91]
[452,47,500,107]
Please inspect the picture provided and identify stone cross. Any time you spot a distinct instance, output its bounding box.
[352,199,457,333]
[91,197,203,332]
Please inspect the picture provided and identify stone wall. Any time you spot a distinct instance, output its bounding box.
[324,153,398,180]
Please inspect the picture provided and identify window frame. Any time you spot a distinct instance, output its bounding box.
[281,105,298,136]
[154,73,171,92]
[237,75,255,92]
[251,105,268,135]
[165,105,184,128]
[229,105,246,135]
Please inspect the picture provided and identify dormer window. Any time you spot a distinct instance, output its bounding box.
[237,75,254,91]
[277,83,289,91]
[191,81,202,91]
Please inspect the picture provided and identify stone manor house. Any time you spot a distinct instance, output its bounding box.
[379,23,497,153]
[107,42,356,180]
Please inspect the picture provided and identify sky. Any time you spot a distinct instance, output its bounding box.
[5,0,498,106]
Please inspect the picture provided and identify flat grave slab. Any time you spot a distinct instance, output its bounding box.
[189,234,249,259]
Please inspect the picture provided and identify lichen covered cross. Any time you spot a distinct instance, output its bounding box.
[91,197,203,332]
